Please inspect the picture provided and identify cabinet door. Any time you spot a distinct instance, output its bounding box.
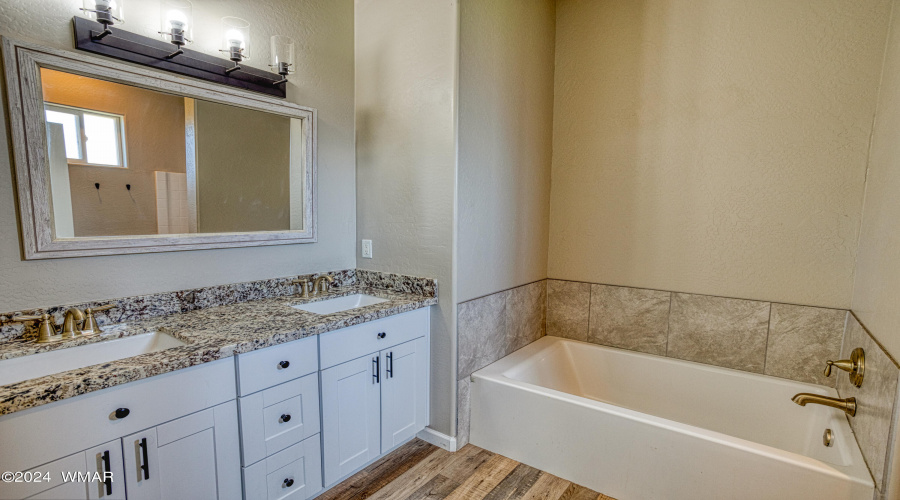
[85,440,125,500]
[321,355,381,485]
[380,337,427,452]
[122,402,241,500]
[24,481,86,500]
[122,428,160,500]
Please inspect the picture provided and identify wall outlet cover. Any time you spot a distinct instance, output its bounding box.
[362,239,373,258]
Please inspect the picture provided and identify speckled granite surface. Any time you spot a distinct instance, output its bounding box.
[0,274,437,416]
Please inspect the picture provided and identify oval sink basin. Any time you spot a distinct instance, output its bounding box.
[291,294,388,315]
[0,332,186,386]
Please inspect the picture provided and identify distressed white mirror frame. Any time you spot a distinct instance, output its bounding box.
[2,37,317,260]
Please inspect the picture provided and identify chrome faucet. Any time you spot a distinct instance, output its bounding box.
[792,393,857,416]
[312,275,334,296]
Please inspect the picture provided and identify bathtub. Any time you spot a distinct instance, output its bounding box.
[469,336,874,500]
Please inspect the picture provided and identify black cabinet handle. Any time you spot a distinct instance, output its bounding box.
[283,478,294,488]
[377,332,386,339]
[280,414,292,423]
[101,450,112,495]
[387,352,393,378]
[279,360,290,369]
[114,408,130,419]
[373,356,380,384]
[139,437,150,480]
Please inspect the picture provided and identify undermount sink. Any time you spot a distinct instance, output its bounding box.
[0,332,186,386]
[291,294,388,315]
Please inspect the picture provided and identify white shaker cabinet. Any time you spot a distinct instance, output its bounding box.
[320,354,382,484]
[319,308,429,487]
[0,359,240,500]
[379,337,427,452]
[122,402,240,500]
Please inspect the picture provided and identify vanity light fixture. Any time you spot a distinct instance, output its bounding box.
[159,0,193,59]
[221,17,250,75]
[72,11,285,97]
[270,35,295,85]
[80,0,124,40]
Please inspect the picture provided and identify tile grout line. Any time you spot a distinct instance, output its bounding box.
[664,292,673,357]
[762,303,773,375]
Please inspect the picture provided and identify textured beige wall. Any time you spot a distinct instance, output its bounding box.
[549,0,892,308]
[851,2,900,495]
[853,0,900,362]
[355,0,459,436]
[0,0,355,311]
[457,0,555,302]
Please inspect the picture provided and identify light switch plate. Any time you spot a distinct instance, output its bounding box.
[361,239,373,258]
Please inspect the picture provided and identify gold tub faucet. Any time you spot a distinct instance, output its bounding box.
[792,393,857,417]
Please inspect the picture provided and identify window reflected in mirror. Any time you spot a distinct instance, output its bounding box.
[40,67,305,239]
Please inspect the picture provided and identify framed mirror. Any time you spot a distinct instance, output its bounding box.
[2,37,316,259]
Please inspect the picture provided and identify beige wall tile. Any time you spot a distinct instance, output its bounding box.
[456,377,471,449]
[765,304,846,386]
[837,315,900,489]
[547,280,591,341]
[457,291,509,380]
[667,293,770,373]
[507,280,547,354]
[588,284,670,356]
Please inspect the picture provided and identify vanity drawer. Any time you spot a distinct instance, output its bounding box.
[242,435,322,500]
[239,373,320,466]
[0,358,235,475]
[319,308,428,369]
[237,336,318,396]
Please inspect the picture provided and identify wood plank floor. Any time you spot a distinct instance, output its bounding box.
[317,439,617,500]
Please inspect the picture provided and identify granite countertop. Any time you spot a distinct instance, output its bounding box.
[0,286,437,416]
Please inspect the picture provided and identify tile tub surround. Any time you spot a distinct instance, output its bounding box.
[667,293,771,373]
[836,314,900,491]
[456,280,547,446]
[0,269,436,342]
[546,280,848,387]
[0,281,437,416]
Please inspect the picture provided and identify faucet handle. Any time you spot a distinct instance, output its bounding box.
[824,348,865,387]
[291,277,310,298]
[11,313,60,343]
[82,304,115,336]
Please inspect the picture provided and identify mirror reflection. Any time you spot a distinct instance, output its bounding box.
[40,68,305,238]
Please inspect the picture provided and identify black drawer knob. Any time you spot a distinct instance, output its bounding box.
[283,478,294,488]
[114,408,130,419]
[377,332,386,339]
[279,360,290,369]
[281,414,291,423]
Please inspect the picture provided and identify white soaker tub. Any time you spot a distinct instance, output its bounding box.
[470,336,874,500]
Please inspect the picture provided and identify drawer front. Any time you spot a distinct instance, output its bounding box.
[237,336,318,396]
[319,308,428,369]
[0,358,235,475]
[0,451,85,500]
[239,374,320,466]
[242,435,322,500]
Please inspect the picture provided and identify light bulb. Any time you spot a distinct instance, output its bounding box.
[95,0,110,9]
[226,29,244,49]
[167,9,188,31]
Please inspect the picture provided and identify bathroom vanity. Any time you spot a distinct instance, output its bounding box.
[0,281,435,500]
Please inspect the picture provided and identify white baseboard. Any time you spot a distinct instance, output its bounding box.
[417,427,458,452]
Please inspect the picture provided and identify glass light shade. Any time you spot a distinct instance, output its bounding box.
[81,0,124,25]
[160,0,193,44]
[221,17,251,60]
[269,35,295,75]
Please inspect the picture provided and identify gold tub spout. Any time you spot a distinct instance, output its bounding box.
[792,393,856,417]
